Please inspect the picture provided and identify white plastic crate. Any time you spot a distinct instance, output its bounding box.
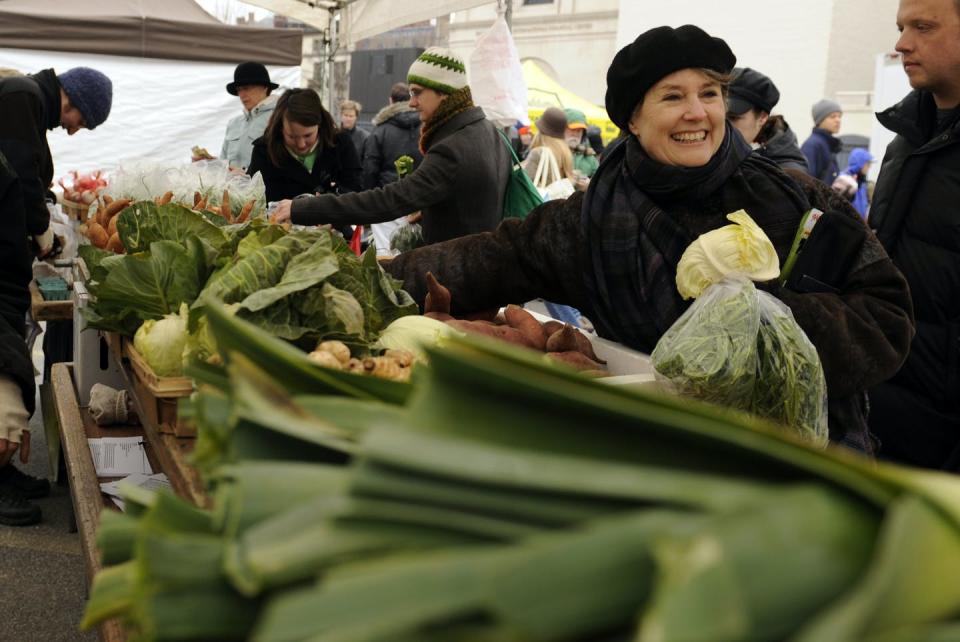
[72,278,126,406]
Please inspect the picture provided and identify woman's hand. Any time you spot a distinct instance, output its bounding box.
[270,200,293,224]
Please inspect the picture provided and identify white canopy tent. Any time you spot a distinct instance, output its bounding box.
[0,0,303,175]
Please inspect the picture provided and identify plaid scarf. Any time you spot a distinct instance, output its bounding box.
[581,122,764,352]
[418,86,474,155]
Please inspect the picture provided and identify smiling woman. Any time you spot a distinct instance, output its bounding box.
[381,24,915,452]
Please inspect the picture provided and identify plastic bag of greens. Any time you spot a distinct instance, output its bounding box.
[652,276,761,412]
[652,276,828,447]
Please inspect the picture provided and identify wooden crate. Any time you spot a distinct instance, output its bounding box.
[29,280,73,322]
[122,340,195,437]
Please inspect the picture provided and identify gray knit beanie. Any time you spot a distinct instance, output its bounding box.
[812,99,842,126]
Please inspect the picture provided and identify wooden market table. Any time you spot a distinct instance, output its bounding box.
[29,280,73,322]
[50,360,205,642]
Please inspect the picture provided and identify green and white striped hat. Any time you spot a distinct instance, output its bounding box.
[407,47,468,95]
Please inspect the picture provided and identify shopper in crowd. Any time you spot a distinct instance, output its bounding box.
[563,108,600,178]
[726,67,808,171]
[0,65,112,255]
[801,98,843,184]
[247,88,361,238]
[0,153,44,526]
[361,82,424,253]
[339,99,368,161]
[380,25,913,451]
[517,125,533,159]
[270,47,512,247]
[522,107,576,189]
[208,62,279,171]
[831,148,874,219]
[586,124,605,157]
[868,0,960,471]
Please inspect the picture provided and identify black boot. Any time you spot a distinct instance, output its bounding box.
[0,464,51,499]
[0,486,41,526]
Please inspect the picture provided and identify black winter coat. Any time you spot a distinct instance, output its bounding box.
[0,69,60,237]
[759,121,808,172]
[0,153,36,414]
[385,168,914,448]
[868,90,960,468]
[361,103,423,189]
[801,128,842,185]
[290,106,511,246]
[247,131,363,203]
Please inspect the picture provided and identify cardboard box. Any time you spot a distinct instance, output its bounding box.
[72,281,126,406]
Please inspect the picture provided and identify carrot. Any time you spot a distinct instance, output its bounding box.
[424,272,451,315]
[195,197,207,210]
[546,351,605,372]
[193,191,202,207]
[504,304,547,351]
[220,189,232,222]
[159,190,174,205]
[107,213,119,237]
[236,200,254,223]
[102,194,114,206]
[546,325,579,353]
[105,198,132,218]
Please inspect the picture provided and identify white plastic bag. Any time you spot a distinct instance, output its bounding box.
[531,147,575,201]
[470,16,529,127]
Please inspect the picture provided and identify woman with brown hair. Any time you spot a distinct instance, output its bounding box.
[247,88,362,205]
[522,107,577,196]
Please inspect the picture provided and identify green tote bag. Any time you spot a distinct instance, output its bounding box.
[497,131,544,221]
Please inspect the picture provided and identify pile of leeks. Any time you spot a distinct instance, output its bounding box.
[82,303,960,642]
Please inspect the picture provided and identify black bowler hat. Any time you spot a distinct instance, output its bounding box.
[605,25,736,130]
[226,62,279,95]
[727,67,780,115]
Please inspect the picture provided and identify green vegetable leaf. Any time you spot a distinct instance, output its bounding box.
[117,201,229,255]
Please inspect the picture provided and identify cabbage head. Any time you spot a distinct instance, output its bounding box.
[375,315,463,362]
[133,305,188,377]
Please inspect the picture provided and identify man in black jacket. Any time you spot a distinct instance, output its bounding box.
[0,66,112,255]
[868,0,960,470]
[0,153,43,525]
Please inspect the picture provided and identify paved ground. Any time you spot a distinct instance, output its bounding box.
[0,332,96,642]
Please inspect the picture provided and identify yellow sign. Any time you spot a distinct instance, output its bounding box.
[522,60,620,144]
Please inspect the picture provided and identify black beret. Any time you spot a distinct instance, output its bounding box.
[605,25,736,130]
[727,67,780,115]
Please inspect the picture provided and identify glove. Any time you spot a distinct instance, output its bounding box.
[88,383,136,426]
[0,375,29,462]
[35,227,55,257]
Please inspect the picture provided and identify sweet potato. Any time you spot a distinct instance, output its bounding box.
[221,189,232,221]
[105,232,124,254]
[504,304,547,351]
[87,221,109,249]
[547,350,605,372]
[462,308,500,322]
[102,194,114,206]
[545,325,579,353]
[193,191,202,207]
[572,330,604,363]
[542,320,565,337]
[447,319,535,349]
[424,311,454,322]
[424,272,451,315]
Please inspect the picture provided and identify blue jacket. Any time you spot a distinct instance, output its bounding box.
[801,127,841,185]
[843,148,873,218]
